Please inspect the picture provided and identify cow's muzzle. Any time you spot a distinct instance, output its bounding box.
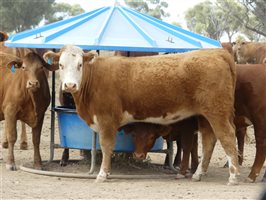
[64,83,77,93]
[133,152,147,160]
[26,80,40,90]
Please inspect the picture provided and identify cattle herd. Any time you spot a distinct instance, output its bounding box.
[0,31,265,185]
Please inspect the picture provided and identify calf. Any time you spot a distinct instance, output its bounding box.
[44,46,239,184]
[123,117,199,178]
[0,52,55,170]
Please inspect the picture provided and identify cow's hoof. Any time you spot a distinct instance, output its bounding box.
[2,142,8,149]
[223,162,229,168]
[244,177,255,183]
[192,174,201,182]
[176,173,186,179]
[34,165,43,170]
[20,142,28,150]
[60,160,68,167]
[95,176,107,183]
[227,178,238,186]
[6,163,17,171]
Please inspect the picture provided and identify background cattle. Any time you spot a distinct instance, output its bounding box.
[0,52,55,170]
[234,41,266,64]
[234,64,266,182]
[44,46,239,185]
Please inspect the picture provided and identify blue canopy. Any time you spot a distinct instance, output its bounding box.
[5,6,221,52]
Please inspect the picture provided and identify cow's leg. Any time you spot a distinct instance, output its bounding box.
[207,117,239,185]
[4,107,18,170]
[177,132,195,178]
[31,115,45,170]
[20,121,28,150]
[174,140,182,168]
[236,127,246,166]
[60,148,69,166]
[164,141,170,166]
[192,117,216,182]
[190,133,199,174]
[262,170,266,182]
[96,125,117,182]
[2,125,8,148]
[246,126,266,183]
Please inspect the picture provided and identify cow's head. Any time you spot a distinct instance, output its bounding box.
[43,45,97,93]
[6,52,57,91]
[123,123,171,160]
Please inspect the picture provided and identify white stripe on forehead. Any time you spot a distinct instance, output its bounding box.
[60,45,83,56]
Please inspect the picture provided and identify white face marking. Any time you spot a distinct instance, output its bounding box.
[120,110,194,127]
[59,46,83,91]
[89,115,100,132]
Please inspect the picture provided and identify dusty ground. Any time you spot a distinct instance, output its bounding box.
[1,74,265,200]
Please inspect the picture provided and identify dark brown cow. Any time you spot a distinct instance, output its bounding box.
[114,51,158,57]
[234,64,266,182]
[0,52,54,170]
[123,117,199,178]
[44,45,239,184]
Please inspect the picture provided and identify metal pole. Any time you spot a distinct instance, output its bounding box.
[49,71,56,162]
[88,131,97,174]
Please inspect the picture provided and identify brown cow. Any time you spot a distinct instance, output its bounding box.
[0,52,55,170]
[132,64,266,182]
[234,64,266,182]
[123,117,199,178]
[44,45,239,185]
[234,41,266,64]
[0,31,50,150]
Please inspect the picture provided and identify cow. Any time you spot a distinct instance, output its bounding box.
[131,64,266,182]
[43,45,239,185]
[122,117,199,178]
[233,64,266,182]
[0,31,50,150]
[255,45,266,64]
[234,41,266,64]
[221,42,235,61]
[0,52,55,170]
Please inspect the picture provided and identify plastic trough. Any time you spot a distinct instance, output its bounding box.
[54,106,164,152]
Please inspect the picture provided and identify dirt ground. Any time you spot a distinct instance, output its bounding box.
[1,75,265,200]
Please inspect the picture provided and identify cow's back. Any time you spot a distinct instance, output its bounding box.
[235,64,266,118]
[85,49,235,122]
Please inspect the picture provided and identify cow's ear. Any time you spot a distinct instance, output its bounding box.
[83,52,98,64]
[0,31,9,42]
[42,51,60,71]
[6,60,22,69]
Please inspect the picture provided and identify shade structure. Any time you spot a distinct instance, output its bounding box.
[5,5,221,52]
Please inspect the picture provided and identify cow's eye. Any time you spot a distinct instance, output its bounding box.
[78,64,82,71]
[59,63,64,69]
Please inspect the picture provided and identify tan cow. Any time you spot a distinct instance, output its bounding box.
[44,45,239,185]
[221,42,235,61]
[234,41,266,64]
[0,52,55,170]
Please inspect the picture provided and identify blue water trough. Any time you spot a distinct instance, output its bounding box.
[54,106,164,152]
